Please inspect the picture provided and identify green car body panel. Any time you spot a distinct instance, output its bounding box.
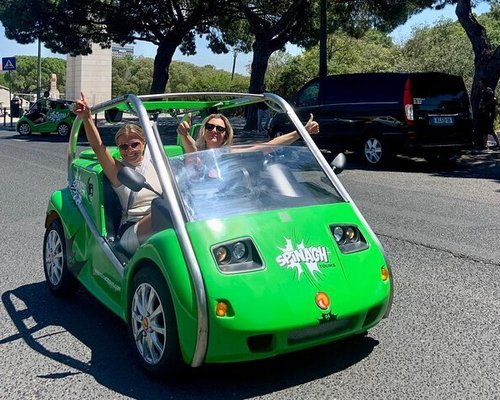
[44,93,392,372]
[187,206,390,363]
[17,99,76,136]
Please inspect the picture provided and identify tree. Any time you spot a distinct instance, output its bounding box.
[0,56,66,97]
[205,0,437,128]
[437,0,500,143]
[266,29,401,100]
[0,0,225,94]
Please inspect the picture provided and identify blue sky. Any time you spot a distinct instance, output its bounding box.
[0,2,490,76]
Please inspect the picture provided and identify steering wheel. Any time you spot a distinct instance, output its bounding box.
[219,167,252,195]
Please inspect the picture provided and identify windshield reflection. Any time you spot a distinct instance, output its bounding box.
[169,145,344,221]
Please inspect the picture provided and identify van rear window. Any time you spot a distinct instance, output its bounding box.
[412,75,469,111]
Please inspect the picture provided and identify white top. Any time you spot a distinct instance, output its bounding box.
[113,160,162,224]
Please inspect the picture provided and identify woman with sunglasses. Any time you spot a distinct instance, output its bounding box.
[74,92,161,254]
[177,112,319,153]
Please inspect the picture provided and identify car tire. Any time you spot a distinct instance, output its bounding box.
[128,267,183,377]
[57,122,71,138]
[18,122,32,136]
[362,135,389,166]
[43,219,76,296]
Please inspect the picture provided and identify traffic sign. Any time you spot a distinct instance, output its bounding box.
[2,57,17,71]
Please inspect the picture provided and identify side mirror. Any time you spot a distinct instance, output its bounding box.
[105,108,123,123]
[330,153,346,175]
[117,166,162,196]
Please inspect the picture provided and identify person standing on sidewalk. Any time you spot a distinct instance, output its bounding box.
[478,78,499,150]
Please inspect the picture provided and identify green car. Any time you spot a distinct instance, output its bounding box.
[17,98,76,137]
[43,92,393,376]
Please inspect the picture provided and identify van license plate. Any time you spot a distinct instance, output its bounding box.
[430,116,454,126]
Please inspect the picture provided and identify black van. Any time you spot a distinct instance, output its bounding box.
[268,72,474,165]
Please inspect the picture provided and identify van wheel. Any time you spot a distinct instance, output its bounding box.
[362,136,387,166]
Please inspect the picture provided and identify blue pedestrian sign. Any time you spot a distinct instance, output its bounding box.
[2,57,16,71]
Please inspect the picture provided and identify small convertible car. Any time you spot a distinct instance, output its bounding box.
[43,92,392,376]
[17,98,76,137]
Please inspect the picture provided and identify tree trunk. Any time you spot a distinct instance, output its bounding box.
[455,0,500,146]
[244,41,273,131]
[150,40,178,94]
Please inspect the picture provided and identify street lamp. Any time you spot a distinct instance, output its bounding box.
[36,37,41,101]
[319,0,327,78]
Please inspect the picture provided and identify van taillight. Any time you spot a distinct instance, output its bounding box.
[403,78,414,126]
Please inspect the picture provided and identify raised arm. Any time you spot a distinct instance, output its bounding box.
[267,113,320,145]
[73,92,121,186]
[177,113,198,153]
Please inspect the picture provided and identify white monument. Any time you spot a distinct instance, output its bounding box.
[65,43,112,105]
[48,73,60,99]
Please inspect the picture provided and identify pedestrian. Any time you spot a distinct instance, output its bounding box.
[477,78,499,150]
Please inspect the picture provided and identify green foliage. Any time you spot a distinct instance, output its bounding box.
[399,19,473,84]
[398,8,500,92]
[1,56,66,97]
[112,56,154,97]
[167,61,249,92]
[266,30,400,100]
[111,58,249,96]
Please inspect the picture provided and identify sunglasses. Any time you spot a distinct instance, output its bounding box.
[118,141,142,151]
[205,123,226,134]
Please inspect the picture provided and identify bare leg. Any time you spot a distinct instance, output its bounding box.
[136,213,153,244]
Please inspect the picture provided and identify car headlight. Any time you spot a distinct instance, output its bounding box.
[212,238,263,273]
[330,225,368,254]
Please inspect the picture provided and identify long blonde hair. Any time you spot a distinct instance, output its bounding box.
[195,114,234,150]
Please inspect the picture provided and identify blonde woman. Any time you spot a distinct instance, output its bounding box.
[177,112,319,153]
[74,92,161,253]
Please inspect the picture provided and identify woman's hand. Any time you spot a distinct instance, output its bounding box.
[177,113,192,137]
[304,113,320,135]
[73,92,92,119]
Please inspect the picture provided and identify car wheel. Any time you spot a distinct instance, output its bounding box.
[362,136,387,166]
[43,219,76,296]
[129,267,182,377]
[57,122,71,137]
[18,122,32,136]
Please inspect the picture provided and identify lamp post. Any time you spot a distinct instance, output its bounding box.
[36,37,41,101]
[319,0,327,78]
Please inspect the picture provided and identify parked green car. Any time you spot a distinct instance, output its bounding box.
[43,92,393,377]
[17,98,76,137]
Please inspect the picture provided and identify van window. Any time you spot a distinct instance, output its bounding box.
[412,75,469,112]
[296,81,320,107]
[321,74,404,105]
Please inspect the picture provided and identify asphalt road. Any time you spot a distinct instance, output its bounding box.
[1,127,500,399]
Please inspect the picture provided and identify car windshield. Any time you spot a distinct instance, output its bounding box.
[169,145,345,221]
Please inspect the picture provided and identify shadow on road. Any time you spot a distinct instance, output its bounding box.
[343,150,500,182]
[1,282,377,398]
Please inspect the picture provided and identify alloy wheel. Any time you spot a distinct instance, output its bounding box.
[131,282,167,365]
[45,229,64,286]
[364,137,383,164]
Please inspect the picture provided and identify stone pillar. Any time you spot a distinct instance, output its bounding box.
[65,43,112,106]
